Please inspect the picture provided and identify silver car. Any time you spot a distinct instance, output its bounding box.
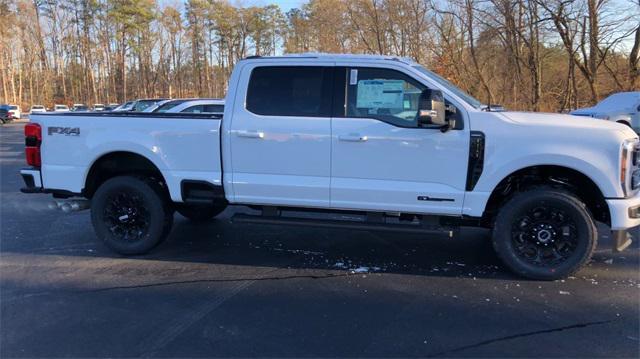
[571,92,640,131]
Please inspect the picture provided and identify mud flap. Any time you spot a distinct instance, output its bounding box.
[612,230,633,252]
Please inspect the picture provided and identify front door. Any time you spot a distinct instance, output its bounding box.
[330,66,469,215]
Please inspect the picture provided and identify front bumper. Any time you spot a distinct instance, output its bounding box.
[607,193,640,230]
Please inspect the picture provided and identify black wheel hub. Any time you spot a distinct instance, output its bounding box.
[103,190,150,241]
[512,205,578,267]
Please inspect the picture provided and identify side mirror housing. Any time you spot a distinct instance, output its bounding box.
[417,89,447,128]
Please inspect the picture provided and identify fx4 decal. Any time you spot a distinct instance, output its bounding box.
[48,127,80,136]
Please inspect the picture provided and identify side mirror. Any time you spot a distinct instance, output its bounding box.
[417,89,447,128]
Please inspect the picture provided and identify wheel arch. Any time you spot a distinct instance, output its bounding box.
[482,165,610,227]
[83,151,168,198]
[616,119,631,127]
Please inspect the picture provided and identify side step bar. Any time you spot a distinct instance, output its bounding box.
[231,213,457,237]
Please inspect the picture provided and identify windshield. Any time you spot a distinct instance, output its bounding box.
[9,105,18,110]
[413,66,482,109]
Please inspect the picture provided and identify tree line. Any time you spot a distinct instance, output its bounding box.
[0,0,638,112]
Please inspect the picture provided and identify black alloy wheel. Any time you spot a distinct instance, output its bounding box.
[492,188,597,280]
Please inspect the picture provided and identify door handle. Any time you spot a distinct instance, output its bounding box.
[236,130,264,139]
[338,134,368,142]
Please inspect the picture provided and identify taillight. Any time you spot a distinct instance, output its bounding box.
[25,123,42,167]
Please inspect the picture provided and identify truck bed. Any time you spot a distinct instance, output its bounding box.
[29,112,223,202]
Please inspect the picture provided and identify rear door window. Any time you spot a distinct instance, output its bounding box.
[246,66,333,117]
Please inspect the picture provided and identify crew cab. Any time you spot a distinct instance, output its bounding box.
[20,54,640,280]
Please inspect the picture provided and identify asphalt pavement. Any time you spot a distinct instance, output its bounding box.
[1,122,639,357]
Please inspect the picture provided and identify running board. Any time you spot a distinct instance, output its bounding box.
[230,213,457,237]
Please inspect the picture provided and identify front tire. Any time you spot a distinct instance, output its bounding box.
[91,176,173,255]
[492,188,597,280]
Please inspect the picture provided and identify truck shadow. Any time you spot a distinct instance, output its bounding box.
[163,216,503,278]
[126,209,637,281]
[3,201,638,281]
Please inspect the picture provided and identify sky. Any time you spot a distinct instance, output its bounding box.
[160,0,308,12]
[241,0,307,11]
[158,0,638,51]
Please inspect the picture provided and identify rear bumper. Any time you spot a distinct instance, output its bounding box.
[20,167,80,198]
[606,193,640,230]
[20,168,42,193]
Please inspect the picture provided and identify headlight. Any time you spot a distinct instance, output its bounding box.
[621,139,640,196]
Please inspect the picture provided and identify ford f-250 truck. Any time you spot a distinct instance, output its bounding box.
[20,54,640,280]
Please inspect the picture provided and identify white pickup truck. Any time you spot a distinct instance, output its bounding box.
[21,54,640,280]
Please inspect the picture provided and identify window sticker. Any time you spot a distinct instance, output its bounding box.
[356,79,404,109]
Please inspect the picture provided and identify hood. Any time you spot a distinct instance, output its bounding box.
[570,107,595,116]
[497,111,636,136]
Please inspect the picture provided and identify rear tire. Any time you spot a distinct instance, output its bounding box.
[492,188,597,280]
[176,204,226,222]
[91,176,173,255]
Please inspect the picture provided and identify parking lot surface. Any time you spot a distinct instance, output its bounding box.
[1,123,639,357]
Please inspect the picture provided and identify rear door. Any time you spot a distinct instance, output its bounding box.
[330,65,469,215]
[228,62,334,207]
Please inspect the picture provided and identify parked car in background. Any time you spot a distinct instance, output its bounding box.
[142,99,176,112]
[112,101,134,112]
[7,105,21,119]
[53,105,70,112]
[93,104,105,111]
[30,105,46,114]
[0,108,12,123]
[71,104,89,112]
[163,99,224,114]
[143,98,223,113]
[132,98,169,111]
[103,104,118,111]
[571,92,640,131]
[113,99,168,112]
